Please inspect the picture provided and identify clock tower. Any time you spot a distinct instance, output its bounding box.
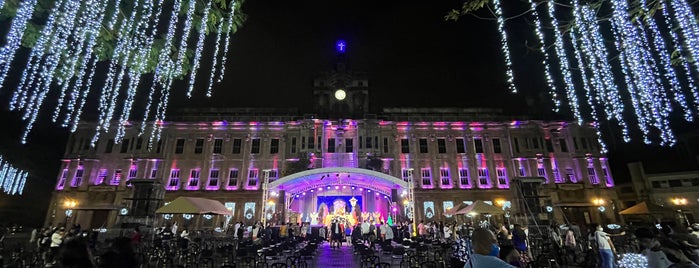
[312,40,369,118]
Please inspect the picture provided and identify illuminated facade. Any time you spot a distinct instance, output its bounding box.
[45,43,619,228]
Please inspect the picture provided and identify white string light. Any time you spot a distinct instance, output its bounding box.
[207,17,226,97]
[187,0,213,97]
[0,155,29,195]
[527,0,558,110]
[0,0,39,87]
[492,0,517,93]
[218,1,237,83]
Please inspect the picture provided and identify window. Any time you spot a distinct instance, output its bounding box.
[301,136,306,150]
[375,137,379,149]
[419,138,428,153]
[582,137,589,149]
[247,169,259,187]
[359,136,363,149]
[559,139,568,152]
[150,168,158,179]
[478,168,489,186]
[588,167,598,184]
[327,138,336,153]
[603,167,613,185]
[553,168,562,183]
[227,169,239,189]
[496,168,507,186]
[232,139,242,154]
[120,139,129,153]
[213,139,223,154]
[112,169,122,185]
[421,168,432,187]
[459,168,470,188]
[440,168,451,186]
[317,136,322,151]
[96,169,108,185]
[532,138,540,149]
[208,169,220,188]
[156,140,162,153]
[270,138,280,154]
[668,180,682,187]
[565,168,576,183]
[291,137,297,154]
[267,169,279,183]
[366,136,372,148]
[518,166,526,177]
[308,135,315,150]
[455,138,466,153]
[437,138,446,154]
[345,138,353,153]
[513,138,520,153]
[383,138,389,153]
[136,138,143,150]
[188,169,201,188]
[175,139,185,154]
[251,138,261,154]
[401,139,410,154]
[545,139,554,152]
[474,138,484,153]
[573,137,579,150]
[128,166,137,181]
[72,168,84,187]
[401,169,412,183]
[194,138,204,154]
[492,138,502,154]
[168,169,180,189]
[105,139,114,153]
[651,181,661,188]
[537,167,546,177]
[57,169,68,189]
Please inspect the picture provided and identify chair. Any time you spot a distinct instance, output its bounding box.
[285,255,307,268]
[361,255,380,268]
[390,246,405,267]
[270,263,288,268]
[374,263,391,268]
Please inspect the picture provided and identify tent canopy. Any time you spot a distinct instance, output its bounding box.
[155,197,232,215]
[619,201,672,215]
[456,200,505,215]
[444,202,469,216]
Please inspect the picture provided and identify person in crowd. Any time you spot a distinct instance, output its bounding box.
[131,227,142,248]
[564,226,578,265]
[330,220,343,249]
[636,227,677,268]
[385,222,394,244]
[233,221,241,240]
[444,223,452,241]
[499,245,524,267]
[592,224,625,268]
[361,220,370,243]
[464,228,516,268]
[60,238,95,268]
[171,222,178,235]
[379,221,387,241]
[49,227,65,264]
[497,225,512,246]
[98,237,138,268]
[418,220,425,238]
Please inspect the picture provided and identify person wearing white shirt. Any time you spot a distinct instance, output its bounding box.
[594,225,624,268]
[444,225,452,240]
[233,222,241,239]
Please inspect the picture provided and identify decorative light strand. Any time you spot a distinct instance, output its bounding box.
[139,0,166,137]
[669,0,699,73]
[527,0,558,110]
[0,0,39,88]
[217,1,237,83]
[0,155,29,195]
[544,0,580,123]
[207,17,225,97]
[174,0,197,77]
[187,0,213,97]
[663,0,699,113]
[493,0,517,93]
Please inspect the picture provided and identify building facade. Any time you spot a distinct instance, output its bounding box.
[44,44,619,229]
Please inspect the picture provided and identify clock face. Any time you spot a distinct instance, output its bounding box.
[334,89,346,100]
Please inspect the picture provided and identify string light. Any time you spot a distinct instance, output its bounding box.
[527,0,558,110]
[207,17,226,97]
[492,0,517,93]
[0,155,29,195]
[663,0,699,113]
[618,253,647,268]
[187,0,213,97]
[0,0,239,146]
[218,1,237,83]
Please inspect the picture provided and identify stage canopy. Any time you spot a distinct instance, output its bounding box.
[456,200,505,215]
[444,202,470,216]
[619,201,672,215]
[268,167,408,196]
[155,197,232,215]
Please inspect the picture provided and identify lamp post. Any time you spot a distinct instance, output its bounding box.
[63,199,78,228]
[671,197,690,227]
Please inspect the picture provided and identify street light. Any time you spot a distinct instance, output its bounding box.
[63,199,78,227]
[671,197,690,226]
[592,198,605,206]
[592,198,606,224]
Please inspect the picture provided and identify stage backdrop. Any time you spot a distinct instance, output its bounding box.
[317,195,362,215]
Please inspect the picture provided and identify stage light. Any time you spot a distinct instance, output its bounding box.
[335,186,339,189]
[302,192,306,195]
[318,187,322,191]
[359,188,363,191]
[367,190,371,192]
[351,186,355,190]
[310,190,314,193]
[343,186,346,189]
[326,186,331,189]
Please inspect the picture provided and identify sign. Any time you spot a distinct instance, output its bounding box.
[557,184,584,191]
[336,40,346,53]
[89,186,117,192]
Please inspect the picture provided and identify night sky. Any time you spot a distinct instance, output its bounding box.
[1,0,698,225]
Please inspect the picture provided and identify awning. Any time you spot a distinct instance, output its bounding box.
[155,197,232,215]
[455,200,505,215]
[619,201,672,215]
[444,202,469,216]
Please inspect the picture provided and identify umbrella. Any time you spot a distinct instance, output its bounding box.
[618,201,672,215]
[444,202,469,216]
[456,200,505,215]
[155,196,232,215]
